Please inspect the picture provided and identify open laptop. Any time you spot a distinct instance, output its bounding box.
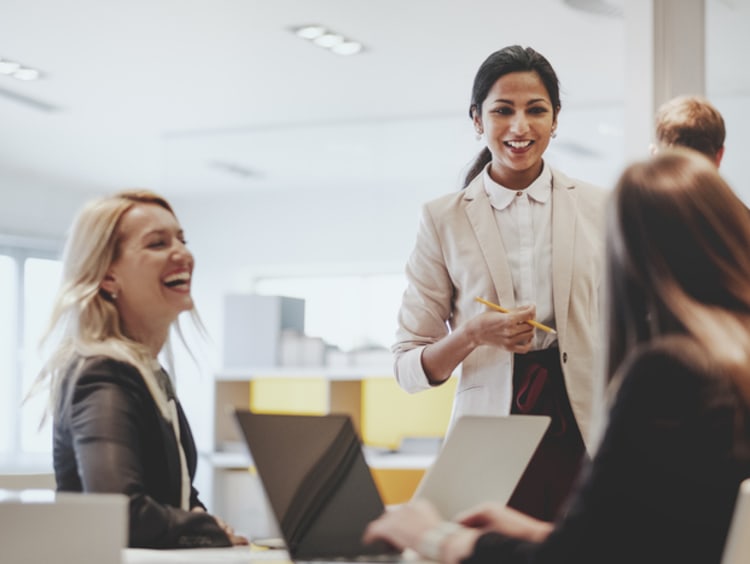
[412,414,550,519]
[721,478,750,564]
[234,410,400,561]
[234,410,548,562]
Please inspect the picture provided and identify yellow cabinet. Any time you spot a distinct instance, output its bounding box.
[361,377,457,450]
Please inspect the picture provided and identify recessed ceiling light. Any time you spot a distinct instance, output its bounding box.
[313,33,344,48]
[0,57,43,80]
[330,41,363,56]
[290,24,366,56]
[295,25,326,40]
[0,60,21,74]
[13,68,40,81]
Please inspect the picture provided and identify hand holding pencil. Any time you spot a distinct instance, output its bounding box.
[475,296,557,335]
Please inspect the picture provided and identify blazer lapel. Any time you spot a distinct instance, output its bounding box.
[551,170,576,340]
[463,177,516,308]
[157,411,183,505]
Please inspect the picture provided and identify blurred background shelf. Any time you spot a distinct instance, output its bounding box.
[209,294,457,538]
[207,366,457,538]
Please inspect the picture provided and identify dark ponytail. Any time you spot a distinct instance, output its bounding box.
[462,148,492,189]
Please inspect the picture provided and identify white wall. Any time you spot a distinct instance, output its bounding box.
[174,184,435,362]
[0,170,96,241]
[713,95,750,206]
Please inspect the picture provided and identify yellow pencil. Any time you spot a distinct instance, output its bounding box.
[474,296,557,334]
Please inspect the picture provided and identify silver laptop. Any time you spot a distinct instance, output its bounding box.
[0,489,127,564]
[234,410,547,562]
[721,478,750,564]
[413,414,549,519]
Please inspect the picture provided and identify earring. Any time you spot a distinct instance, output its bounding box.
[475,129,483,141]
[551,130,557,139]
[111,292,117,300]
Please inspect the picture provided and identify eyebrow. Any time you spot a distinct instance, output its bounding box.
[492,97,550,106]
[141,227,184,240]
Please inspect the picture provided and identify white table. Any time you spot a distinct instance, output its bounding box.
[124,546,291,563]
[124,547,428,563]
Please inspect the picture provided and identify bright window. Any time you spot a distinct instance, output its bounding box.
[21,258,63,453]
[0,256,17,453]
[0,248,61,460]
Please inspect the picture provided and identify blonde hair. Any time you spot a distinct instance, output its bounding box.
[32,190,199,418]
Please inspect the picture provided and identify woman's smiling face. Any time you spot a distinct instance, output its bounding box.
[103,202,194,343]
[474,70,558,190]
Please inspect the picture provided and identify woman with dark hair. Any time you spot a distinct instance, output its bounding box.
[393,45,607,520]
[367,149,750,564]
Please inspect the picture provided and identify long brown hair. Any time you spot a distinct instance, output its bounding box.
[605,149,750,403]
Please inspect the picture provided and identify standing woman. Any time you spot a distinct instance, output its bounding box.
[367,149,750,564]
[393,45,607,520]
[34,190,247,548]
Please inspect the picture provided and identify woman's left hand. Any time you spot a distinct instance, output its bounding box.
[192,506,250,545]
[456,502,553,542]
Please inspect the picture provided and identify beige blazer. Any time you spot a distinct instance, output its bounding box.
[393,168,608,450]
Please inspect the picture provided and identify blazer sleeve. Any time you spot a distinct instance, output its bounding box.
[460,342,743,564]
[66,360,231,548]
[393,201,456,392]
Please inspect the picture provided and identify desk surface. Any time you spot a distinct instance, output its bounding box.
[124,546,290,563]
[124,547,428,563]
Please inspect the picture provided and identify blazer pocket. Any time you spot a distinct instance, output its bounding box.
[456,384,484,395]
[452,385,491,419]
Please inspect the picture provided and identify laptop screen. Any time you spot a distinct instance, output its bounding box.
[412,414,550,519]
[234,410,399,560]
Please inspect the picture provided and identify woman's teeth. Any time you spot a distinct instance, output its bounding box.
[505,140,532,149]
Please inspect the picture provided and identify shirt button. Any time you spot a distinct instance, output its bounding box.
[562,352,568,363]
[516,191,523,197]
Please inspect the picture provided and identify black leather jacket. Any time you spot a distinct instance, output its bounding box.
[54,356,231,548]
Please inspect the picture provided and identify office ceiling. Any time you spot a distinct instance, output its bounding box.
[0,0,747,201]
